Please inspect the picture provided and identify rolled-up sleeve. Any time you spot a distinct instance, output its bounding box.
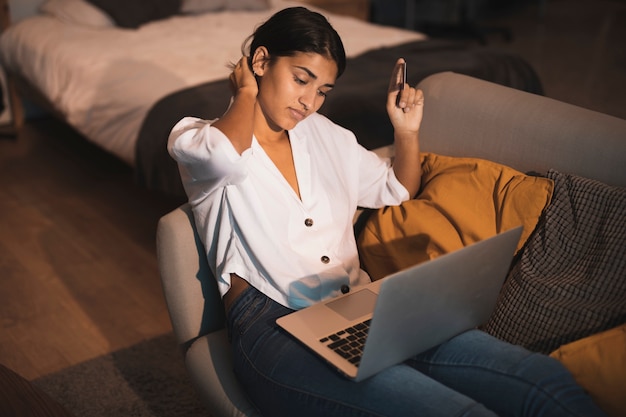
[168,117,250,201]
[355,146,410,208]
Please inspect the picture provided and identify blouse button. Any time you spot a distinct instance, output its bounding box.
[341,285,350,294]
[304,218,314,227]
[320,255,330,264]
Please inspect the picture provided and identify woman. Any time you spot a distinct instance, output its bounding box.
[168,7,606,417]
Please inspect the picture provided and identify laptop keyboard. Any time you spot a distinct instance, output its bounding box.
[319,319,371,367]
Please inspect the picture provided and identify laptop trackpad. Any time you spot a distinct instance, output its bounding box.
[326,289,377,321]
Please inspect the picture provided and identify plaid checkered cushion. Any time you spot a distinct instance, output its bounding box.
[481,169,626,354]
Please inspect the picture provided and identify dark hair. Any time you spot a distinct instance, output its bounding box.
[244,7,346,78]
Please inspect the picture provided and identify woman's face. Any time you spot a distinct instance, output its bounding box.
[256,52,338,132]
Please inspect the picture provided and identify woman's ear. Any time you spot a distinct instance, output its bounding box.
[251,46,269,76]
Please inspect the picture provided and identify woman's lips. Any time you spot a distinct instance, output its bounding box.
[289,108,306,121]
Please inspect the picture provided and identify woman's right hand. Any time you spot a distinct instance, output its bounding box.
[229,56,258,98]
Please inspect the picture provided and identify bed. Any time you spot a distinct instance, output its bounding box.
[0,0,542,198]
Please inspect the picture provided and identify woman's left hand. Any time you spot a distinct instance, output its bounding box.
[386,58,424,136]
[386,58,423,197]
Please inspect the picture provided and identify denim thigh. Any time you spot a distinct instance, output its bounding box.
[409,330,608,417]
[226,286,497,417]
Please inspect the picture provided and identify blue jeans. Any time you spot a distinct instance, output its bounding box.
[227,286,607,417]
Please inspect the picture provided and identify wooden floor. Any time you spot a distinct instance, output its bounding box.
[0,0,624,383]
[0,118,183,380]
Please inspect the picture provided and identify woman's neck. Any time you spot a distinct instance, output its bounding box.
[254,110,289,145]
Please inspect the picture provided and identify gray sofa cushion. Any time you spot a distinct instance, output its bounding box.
[481,169,626,354]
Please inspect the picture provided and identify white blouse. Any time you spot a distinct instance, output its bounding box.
[168,112,409,309]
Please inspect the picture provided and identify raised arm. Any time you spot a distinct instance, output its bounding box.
[386,58,424,198]
[212,57,259,154]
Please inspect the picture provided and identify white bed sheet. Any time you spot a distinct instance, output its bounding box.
[0,0,424,164]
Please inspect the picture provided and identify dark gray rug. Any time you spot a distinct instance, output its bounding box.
[33,333,209,417]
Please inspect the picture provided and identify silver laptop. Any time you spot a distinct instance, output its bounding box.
[276,226,522,382]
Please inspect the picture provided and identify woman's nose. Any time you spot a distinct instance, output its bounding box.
[299,98,310,111]
[300,88,318,111]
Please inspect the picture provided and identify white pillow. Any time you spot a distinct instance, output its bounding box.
[181,0,224,13]
[39,0,114,28]
[181,0,269,14]
[226,0,270,10]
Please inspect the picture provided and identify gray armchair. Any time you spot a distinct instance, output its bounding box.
[156,204,261,417]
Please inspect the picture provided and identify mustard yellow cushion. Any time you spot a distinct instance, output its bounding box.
[358,153,554,280]
[550,324,626,417]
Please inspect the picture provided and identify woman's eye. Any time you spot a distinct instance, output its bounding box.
[317,90,327,98]
[294,77,306,85]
